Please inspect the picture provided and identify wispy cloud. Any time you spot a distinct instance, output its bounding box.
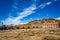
[2,5,36,25]
[56,17,60,20]
[46,2,52,5]
[12,5,19,9]
[54,0,58,1]
[38,2,52,9]
[1,0,58,25]
[38,0,58,9]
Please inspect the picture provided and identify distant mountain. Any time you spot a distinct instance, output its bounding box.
[0,18,60,30]
[25,18,60,28]
[28,18,60,24]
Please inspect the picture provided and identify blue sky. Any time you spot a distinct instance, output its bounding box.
[0,0,60,25]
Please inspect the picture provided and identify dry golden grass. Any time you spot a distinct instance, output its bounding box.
[0,28,60,40]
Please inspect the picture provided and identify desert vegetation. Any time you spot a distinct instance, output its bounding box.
[0,28,60,40]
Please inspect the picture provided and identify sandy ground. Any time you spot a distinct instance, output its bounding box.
[0,29,60,40]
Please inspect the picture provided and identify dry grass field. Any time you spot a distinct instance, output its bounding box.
[0,28,60,40]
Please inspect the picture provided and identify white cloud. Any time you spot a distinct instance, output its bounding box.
[13,5,36,22]
[2,17,20,25]
[38,3,47,9]
[38,0,58,9]
[56,17,60,20]
[13,2,18,5]
[1,0,58,25]
[30,18,33,20]
[12,5,19,10]
[2,5,36,25]
[38,2,52,9]
[46,2,52,5]
[54,0,58,1]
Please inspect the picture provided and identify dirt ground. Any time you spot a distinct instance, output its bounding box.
[0,29,60,40]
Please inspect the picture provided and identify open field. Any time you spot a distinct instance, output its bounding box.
[0,28,60,40]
